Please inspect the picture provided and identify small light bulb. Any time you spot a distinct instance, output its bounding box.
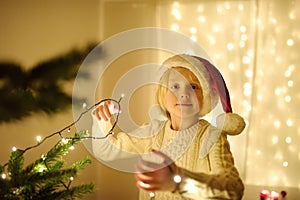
[283,161,288,167]
[171,23,179,31]
[41,154,46,161]
[70,176,74,181]
[12,146,17,152]
[61,138,68,144]
[149,192,155,198]
[287,39,294,46]
[189,27,197,34]
[1,173,6,179]
[173,175,182,183]
[36,136,42,143]
[69,145,75,150]
[285,137,292,144]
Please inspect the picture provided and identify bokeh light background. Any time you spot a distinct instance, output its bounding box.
[156,0,299,188]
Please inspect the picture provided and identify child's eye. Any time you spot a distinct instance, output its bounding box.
[191,84,200,90]
[170,84,179,90]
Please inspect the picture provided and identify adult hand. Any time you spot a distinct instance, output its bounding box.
[135,150,180,192]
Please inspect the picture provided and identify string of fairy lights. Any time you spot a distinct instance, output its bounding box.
[1,95,124,180]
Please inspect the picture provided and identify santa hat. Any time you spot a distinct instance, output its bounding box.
[162,54,246,135]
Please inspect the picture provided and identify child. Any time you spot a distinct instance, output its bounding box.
[92,54,246,199]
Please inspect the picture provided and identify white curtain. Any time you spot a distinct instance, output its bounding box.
[157,0,300,188]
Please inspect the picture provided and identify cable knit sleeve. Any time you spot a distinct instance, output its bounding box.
[177,133,244,200]
[91,112,165,161]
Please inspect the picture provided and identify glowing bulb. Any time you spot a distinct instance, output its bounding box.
[256,150,261,156]
[173,175,182,183]
[238,4,244,11]
[82,103,87,109]
[288,65,295,71]
[212,25,220,32]
[243,83,252,96]
[36,135,42,143]
[270,17,277,25]
[41,154,46,160]
[70,176,74,181]
[189,27,197,34]
[240,25,247,32]
[285,137,292,144]
[225,3,231,10]
[228,63,235,70]
[285,95,291,103]
[273,120,281,129]
[287,80,293,87]
[171,23,179,31]
[216,6,223,13]
[69,145,75,150]
[171,9,181,20]
[283,161,288,167]
[1,173,6,179]
[242,56,251,64]
[274,88,281,96]
[287,39,294,46]
[149,192,155,198]
[227,43,234,51]
[12,146,17,152]
[289,12,295,19]
[284,70,291,77]
[198,15,206,23]
[197,5,204,12]
[245,69,253,78]
[38,167,45,173]
[272,136,278,144]
[61,138,68,144]
[172,1,180,7]
[207,35,216,45]
[241,34,248,41]
[286,119,293,127]
[257,93,263,101]
[190,36,197,42]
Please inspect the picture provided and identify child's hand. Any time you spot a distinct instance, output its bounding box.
[134,150,179,192]
[95,100,115,121]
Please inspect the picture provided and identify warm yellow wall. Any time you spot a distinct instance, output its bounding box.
[0,0,158,199]
[0,1,109,200]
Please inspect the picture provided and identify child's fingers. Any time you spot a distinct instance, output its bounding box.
[95,101,112,121]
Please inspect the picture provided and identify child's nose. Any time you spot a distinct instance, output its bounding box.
[180,88,190,99]
[180,94,189,99]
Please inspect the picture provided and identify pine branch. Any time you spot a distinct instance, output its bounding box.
[0,130,94,199]
[0,43,97,122]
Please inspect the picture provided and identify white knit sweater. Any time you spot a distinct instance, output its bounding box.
[92,115,244,199]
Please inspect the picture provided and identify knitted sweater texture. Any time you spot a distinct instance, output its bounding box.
[92,116,244,199]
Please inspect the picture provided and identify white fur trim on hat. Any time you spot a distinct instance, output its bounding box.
[216,113,246,135]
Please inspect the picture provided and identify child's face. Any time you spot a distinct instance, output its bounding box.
[164,67,203,119]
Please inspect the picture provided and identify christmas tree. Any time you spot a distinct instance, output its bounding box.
[0,130,94,200]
